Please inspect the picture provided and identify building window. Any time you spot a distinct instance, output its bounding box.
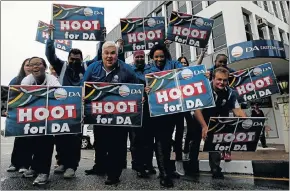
[280,1,288,23]
[258,27,264,40]
[180,44,191,61]
[243,13,254,41]
[178,1,187,13]
[166,2,173,24]
[268,26,275,40]
[279,30,284,42]
[287,33,290,42]
[156,9,162,17]
[212,14,227,51]
[208,1,216,6]
[263,2,269,12]
[252,1,258,6]
[191,1,202,15]
[271,1,279,18]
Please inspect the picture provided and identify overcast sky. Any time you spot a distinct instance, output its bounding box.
[1,1,141,130]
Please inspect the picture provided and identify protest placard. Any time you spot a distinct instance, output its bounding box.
[229,62,280,103]
[84,82,144,127]
[203,117,266,152]
[52,3,105,41]
[1,86,8,117]
[145,65,215,117]
[35,20,72,52]
[5,85,83,137]
[167,11,214,48]
[120,17,165,51]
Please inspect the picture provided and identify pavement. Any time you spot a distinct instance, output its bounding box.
[1,137,289,190]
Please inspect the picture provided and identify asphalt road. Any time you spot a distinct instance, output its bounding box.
[1,137,289,190]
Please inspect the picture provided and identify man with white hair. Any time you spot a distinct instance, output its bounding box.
[82,41,140,185]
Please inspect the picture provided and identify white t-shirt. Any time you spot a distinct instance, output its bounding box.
[21,74,61,86]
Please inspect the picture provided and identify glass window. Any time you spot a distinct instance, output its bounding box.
[279,30,284,42]
[258,27,264,40]
[178,1,187,13]
[252,1,258,5]
[212,15,227,51]
[272,1,279,18]
[180,44,191,61]
[280,1,288,23]
[191,1,202,15]
[208,1,216,6]
[166,2,173,23]
[287,33,289,41]
[263,1,269,12]
[268,26,275,40]
[156,9,162,17]
[243,13,253,41]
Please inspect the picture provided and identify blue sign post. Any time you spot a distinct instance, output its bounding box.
[52,4,105,41]
[145,65,215,117]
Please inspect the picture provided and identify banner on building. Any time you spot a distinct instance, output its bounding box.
[1,85,8,117]
[145,65,215,117]
[120,17,165,51]
[35,20,72,52]
[52,4,105,41]
[203,117,266,152]
[228,40,287,63]
[84,82,144,127]
[166,11,214,48]
[5,86,83,137]
[229,62,280,103]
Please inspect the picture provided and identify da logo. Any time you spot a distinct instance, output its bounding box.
[195,18,204,27]
[84,7,93,16]
[119,85,130,97]
[253,67,262,76]
[147,18,156,27]
[231,46,243,58]
[181,69,193,80]
[54,88,68,100]
[242,119,253,129]
[112,75,119,83]
[221,99,227,106]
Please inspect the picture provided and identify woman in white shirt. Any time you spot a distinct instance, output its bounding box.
[21,57,60,185]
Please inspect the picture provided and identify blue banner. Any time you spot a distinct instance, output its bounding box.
[1,85,8,117]
[167,11,214,48]
[36,20,72,52]
[228,40,287,63]
[84,82,144,127]
[203,117,265,152]
[5,86,83,137]
[229,62,280,103]
[52,4,105,41]
[145,65,215,117]
[120,17,165,51]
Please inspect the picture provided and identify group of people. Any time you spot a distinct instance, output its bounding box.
[5,24,268,188]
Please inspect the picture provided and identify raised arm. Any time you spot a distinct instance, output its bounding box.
[196,47,208,65]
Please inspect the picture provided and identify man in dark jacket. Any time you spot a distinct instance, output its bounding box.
[82,41,140,185]
[45,25,103,179]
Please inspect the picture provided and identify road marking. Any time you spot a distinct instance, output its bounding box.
[200,173,289,181]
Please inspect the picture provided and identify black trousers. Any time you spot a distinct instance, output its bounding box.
[260,127,267,147]
[30,135,54,174]
[93,126,128,180]
[151,115,175,178]
[54,134,82,171]
[173,113,185,161]
[10,137,33,169]
[188,123,222,172]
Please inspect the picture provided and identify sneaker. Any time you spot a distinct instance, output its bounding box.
[19,167,28,173]
[23,169,36,178]
[54,165,65,174]
[262,145,268,148]
[175,161,185,176]
[63,168,75,179]
[7,165,17,172]
[224,152,231,162]
[33,174,49,185]
[212,169,224,179]
[183,153,190,161]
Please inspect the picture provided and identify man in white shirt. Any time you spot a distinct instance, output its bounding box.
[20,56,59,185]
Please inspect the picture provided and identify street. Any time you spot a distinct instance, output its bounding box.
[1,137,289,190]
